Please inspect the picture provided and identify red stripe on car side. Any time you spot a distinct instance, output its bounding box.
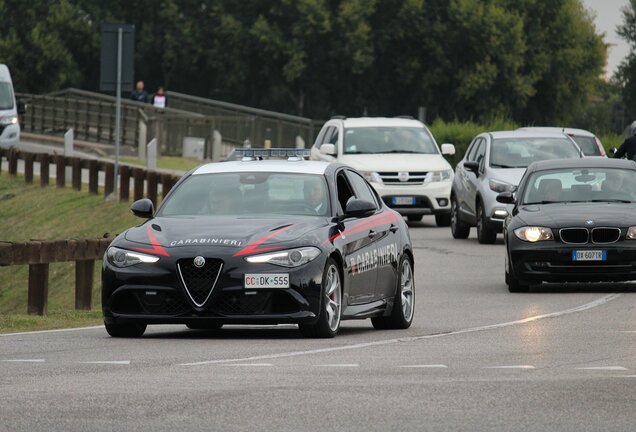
[130,225,170,257]
[233,225,294,257]
[323,212,401,244]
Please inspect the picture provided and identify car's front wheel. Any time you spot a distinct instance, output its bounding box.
[372,255,415,329]
[435,214,451,227]
[476,201,497,244]
[450,197,470,239]
[506,270,530,293]
[104,322,147,338]
[299,258,342,338]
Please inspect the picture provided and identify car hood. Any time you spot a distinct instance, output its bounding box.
[337,153,451,172]
[124,216,328,251]
[516,202,636,227]
[487,167,527,186]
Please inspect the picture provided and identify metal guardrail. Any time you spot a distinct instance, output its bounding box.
[18,88,321,158]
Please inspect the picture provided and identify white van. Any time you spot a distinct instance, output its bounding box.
[0,64,21,149]
[311,117,456,226]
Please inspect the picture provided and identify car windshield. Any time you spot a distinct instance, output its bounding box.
[0,82,14,110]
[570,135,601,156]
[522,167,636,204]
[343,126,438,155]
[489,137,580,168]
[158,172,331,217]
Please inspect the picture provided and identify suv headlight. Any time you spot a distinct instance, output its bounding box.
[425,169,453,183]
[489,179,516,193]
[106,246,160,267]
[0,116,18,126]
[245,247,321,267]
[514,226,554,242]
[360,171,383,184]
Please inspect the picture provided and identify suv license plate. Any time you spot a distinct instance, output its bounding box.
[392,197,415,205]
[571,250,606,261]
[245,274,290,289]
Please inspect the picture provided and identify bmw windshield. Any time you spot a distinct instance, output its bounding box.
[158,172,331,217]
[343,126,438,154]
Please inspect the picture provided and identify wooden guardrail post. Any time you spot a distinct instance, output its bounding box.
[8,148,18,176]
[27,241,47,315]
[40,153,50,187]
[133,168,145,201]
[104,162,114,197]
[88,159,99,194]
[24,153,34,184]
[147,171,158,205]
[0,148,4,175]
[75,259,94,310]
[55,155,65,187]
[71,157,81,191]
[120,165,131,201]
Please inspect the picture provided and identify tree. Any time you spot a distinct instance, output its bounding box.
[617,0,636,123]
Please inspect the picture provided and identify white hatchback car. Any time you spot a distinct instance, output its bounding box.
[311,117,455,226]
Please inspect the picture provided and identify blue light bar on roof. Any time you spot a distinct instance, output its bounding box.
[234,148,311,159]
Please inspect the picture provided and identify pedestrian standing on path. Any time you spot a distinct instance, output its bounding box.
[131,81,148,103]
[152,85,167,109]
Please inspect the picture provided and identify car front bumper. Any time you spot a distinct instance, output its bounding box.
[0,123,19,149]
[370,181,452,216]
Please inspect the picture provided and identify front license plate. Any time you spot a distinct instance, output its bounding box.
[244,274,290,289]
[392,196,416,205]
[571,250,606,261]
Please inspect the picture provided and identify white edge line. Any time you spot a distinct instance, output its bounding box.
[485,365,536,369]
[177,293,621,367]
[1,359,45,363]
[318,364,359,367]
[400,364,448,368]
[576,366,628,371]
[222,363,272,367]
[0,325,103,337]
[82,361,131,365]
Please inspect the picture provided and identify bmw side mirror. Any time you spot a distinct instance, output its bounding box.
[496,192,515,204]
[463,161,480,175]
[441,143,455,156]
[344,198,375,218]
[320,143,337,156]
[131,198,154,218]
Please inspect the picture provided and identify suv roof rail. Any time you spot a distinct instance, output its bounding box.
[330,115,347,120]
[394,115,414,120]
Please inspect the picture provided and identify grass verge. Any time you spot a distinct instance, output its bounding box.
[114,155,201,172]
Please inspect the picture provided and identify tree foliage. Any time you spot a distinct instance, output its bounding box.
[0,0,606,124]
[618,0,636,122]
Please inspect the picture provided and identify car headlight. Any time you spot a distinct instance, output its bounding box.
[627,227,636,240]
[360,171,383,184]
[0,116,18,126]
[425,169,453,183]
[106,246,160,267]
[489,179,516,193]
[245,247,321,267]
[514,226,554,242]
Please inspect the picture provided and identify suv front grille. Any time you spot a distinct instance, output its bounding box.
[378,172,427,185]
[177,258,223,307]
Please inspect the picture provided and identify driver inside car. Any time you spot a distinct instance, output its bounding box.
[304,178,328,215]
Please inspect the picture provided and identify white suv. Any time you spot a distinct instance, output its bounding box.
[311,117,455,225]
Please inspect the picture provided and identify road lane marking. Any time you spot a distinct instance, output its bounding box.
[400,364,448,368]
[178,293,621,366]
[81,361,130,365]
[318,364,359,367]
[485,365,535,369]
[0,325,102,337]
[576,366,628,371]
[222,363,272,367]
[1,359,45,363]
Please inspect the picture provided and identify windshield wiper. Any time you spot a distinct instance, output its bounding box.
[523,200,563,205]
[588,199,633,204]
[490,163,526,168]
[382,150,427,154]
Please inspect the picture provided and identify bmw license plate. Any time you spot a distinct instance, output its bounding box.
[244,274,290,289]
[392,196,416,205]
[571,250,606,261]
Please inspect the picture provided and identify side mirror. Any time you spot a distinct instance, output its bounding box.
[496,192,515,204]
[17,100,26,115]
[131,198,154,218]
[344,198,376,218]
[441,143,455,156]
[610,147,617,156]
[320,143,337,156]
[463,160,480,175]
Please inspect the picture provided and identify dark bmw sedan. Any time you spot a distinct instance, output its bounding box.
[102,154,414,338]
[498,158,636,292]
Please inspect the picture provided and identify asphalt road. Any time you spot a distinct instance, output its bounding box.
[2,219,636,431]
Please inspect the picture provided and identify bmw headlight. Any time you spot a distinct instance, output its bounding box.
[106,246,160,267]
[489,179,516,193]
[627,227,636,240]
[360,171,383,184]
[0,116,18,126]
[245,247,321,267]
[514,226,554,242]
[425,169,453,183]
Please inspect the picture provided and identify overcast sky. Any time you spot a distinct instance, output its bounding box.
[582,0,631,77]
